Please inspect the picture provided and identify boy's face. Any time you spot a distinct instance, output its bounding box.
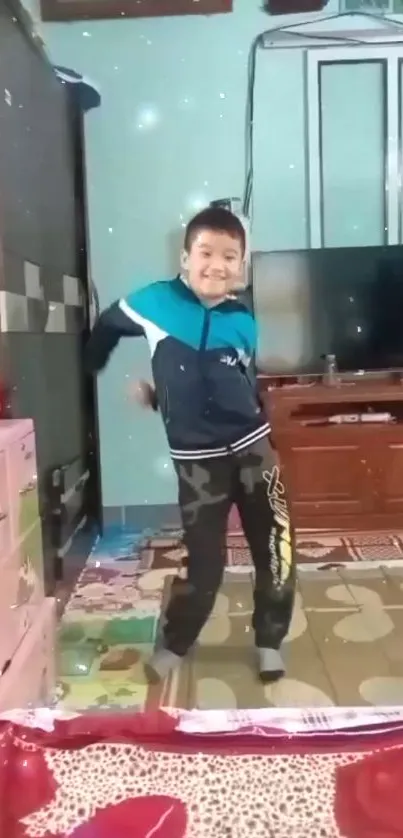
[181,228,244,304]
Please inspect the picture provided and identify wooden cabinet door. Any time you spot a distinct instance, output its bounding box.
[372,441,403,516]
[279,430,373,527]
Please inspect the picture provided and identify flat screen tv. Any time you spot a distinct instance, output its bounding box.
[252,246,403,376]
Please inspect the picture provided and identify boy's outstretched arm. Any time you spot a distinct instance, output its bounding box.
[84,299,144,374]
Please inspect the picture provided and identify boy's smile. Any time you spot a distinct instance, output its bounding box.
[181,229,244,304]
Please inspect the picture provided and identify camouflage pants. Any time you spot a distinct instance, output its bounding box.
[163,437,296,657]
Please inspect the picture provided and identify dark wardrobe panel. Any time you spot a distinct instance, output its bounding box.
[0,5,77,273]
[0,0,102,590]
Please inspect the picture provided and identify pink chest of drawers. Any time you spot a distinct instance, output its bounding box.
[0,420,53,696]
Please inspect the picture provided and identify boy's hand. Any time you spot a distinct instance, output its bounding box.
[128,379,158,410]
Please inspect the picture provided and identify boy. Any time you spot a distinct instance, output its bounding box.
[85,207,295,684]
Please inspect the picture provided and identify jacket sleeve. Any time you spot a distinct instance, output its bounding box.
[84,298,145,374]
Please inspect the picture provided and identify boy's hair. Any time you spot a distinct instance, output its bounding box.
[184,207,246,256]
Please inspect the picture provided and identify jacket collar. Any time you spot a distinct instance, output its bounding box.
[175,274,236,307]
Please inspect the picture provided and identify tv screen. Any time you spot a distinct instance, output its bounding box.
[252,246,403,375]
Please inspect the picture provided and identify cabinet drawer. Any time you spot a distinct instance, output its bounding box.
[0,523,45,675]
[0,551,25,674]
[0,450,11,562]
[282,441,374,521]
[9,430,39,544]
[0,597,56,712]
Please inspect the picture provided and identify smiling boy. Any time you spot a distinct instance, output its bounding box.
[85,207,295,684]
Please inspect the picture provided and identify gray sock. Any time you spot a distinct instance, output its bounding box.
[144,649,182,684]
[258,648,285,684]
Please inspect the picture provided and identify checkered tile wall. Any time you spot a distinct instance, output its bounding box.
[0,253,85,334]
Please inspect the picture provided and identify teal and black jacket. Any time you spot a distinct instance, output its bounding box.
[85,276,270,460]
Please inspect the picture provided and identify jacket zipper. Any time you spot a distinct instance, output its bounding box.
[199,310,211,412]
[199,309,211,352]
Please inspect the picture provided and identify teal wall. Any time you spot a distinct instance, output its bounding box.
[32,0,341,508]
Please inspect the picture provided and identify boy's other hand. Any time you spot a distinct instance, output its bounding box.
[127,379,158,410]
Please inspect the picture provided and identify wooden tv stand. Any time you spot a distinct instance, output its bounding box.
[258,372,403,532]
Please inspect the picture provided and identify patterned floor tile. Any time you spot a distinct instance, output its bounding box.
[59,614,158,652]
[297,570,357,610]
[56,524,403,712]
[338,568,403,608]
[138,545,187,571]
[187,599,335,711]
[65,566,172,617]
[306,608,394,706]
[59,643,101,678]
[88,528,148,564]
[57,654,151,711]
[56,614,158,711]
